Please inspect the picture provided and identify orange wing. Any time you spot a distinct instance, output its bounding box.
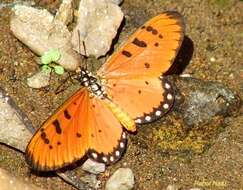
[98,11,184,123]
[25,88,126,171]
[98,11,184,79]
[105,76,174,124]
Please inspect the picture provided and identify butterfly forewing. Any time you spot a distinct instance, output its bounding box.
[26,89,89,171]
[26,88,126,171]
[98,11,184,123]
[98,11,184,79]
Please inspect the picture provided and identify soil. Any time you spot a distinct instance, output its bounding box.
[0,0,242,190]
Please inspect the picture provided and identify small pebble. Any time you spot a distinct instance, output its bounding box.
[166,184,180,190]
[27,70,50,88]
[105,168,134,190]
[210,57,216,62]
[81,159,106,174]
[107,0,123,5]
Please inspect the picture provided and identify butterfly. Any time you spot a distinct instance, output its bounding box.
[25,11,185,171]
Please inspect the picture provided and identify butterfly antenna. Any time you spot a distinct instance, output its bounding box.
[82,40,88,70]
[54,73,76,95]
[77,30,88,71]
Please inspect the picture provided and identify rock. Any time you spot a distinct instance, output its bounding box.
[172,76,241,126]
[0,88,33,151]
[71,0,123,58]
[0,1,35,9]
[80,174,101,189]
[0,168,44,190]
[166,184,180,190]
[10,5,79,71]
[57,170,95,190]
[82,159,106,174]
[27,69,50,88]
[55,0,73,25]
[105,168,134,190]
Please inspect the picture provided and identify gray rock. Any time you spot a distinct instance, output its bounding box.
[82,159,106,174]
[71,0,124,58]
[55,0,73,25]
[105,168,134,190]
[0,88,33,151]
[80,173,100,189]
[10,5,80,71]
[172,76,241,126]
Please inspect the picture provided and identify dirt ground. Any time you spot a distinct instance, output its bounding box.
[0,0,242,190]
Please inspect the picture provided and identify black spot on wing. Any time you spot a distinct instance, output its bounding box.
[146,26,153,32]
[64,109,71,119]
[132,38,147,48]
[144,63,150,68]
[44,138,50,144]
[53,119,62,134]
[152,29,158,35]
[41,132,47,139]
[122,50,132,57]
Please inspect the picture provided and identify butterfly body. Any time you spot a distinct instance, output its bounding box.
[26,11,185,171]
[77,69,106,98]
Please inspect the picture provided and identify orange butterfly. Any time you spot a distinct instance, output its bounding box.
[25,11,185,171]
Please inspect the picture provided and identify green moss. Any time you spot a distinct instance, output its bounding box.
[213,0,230,8]
[152,117,225,154]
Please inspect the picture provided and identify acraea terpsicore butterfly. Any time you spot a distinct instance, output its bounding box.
[26,11,185,171]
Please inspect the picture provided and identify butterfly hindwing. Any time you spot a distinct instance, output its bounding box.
[98,11,184,79]
[26,89,126,171]
[87,98,127,164]
[105,76,174,124]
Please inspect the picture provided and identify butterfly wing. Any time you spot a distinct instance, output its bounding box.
[26,88,126,171]
[87,97,127,164]
[98,11,184,123]
[105,76,174,124]
[98,11,184,79]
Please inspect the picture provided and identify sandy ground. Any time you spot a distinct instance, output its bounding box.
[0,0,242,190]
